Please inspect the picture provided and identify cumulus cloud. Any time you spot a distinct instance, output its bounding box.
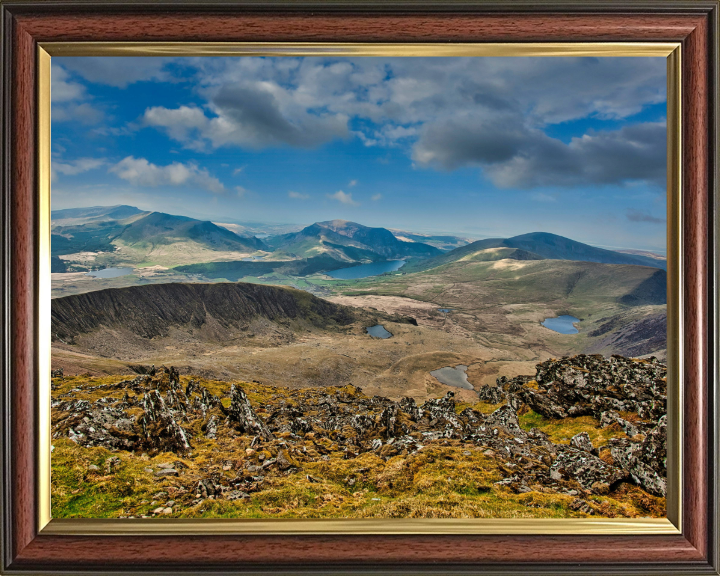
[142,83,349,151]
[109,156,225,194]
[327,190,359,206]
[627,209,666,224]
[288,191,309,200]
[348,179,358,187]
[53,157,105,176]
[57,57,177,88]
[413,116,666,189]
[53,103,105,125]
[190,55,664,130]
[51,64,105,125]
[136,56,666,189]
[51,65,85,102]
[143,106,208,146]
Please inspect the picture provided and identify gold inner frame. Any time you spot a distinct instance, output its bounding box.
[37,42,683,535]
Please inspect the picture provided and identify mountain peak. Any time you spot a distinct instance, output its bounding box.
[320,219,352,227]
[271,219,442,261]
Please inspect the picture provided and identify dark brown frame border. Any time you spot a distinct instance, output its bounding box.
[1,2,718,574]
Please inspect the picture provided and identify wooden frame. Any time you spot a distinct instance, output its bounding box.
[1,1,718,573]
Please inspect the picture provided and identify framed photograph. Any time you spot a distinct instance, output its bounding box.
[1,1,717,575]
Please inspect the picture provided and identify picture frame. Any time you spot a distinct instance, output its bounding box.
[1,1,718,574]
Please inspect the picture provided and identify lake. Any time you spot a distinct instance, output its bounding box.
[430,365,474,390]
[438,308,453,313]
[366,325,392,339]
[85,267,133,279]
[327,260,405,280]
[542,315,580,334]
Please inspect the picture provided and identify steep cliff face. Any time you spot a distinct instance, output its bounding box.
[51,282,356,342]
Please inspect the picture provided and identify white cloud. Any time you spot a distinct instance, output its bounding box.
[142,82,349,151]
[235,186,250,197]
[233,166,246,175]
[143,106,208,146]
[52,103,105,125]
[413,116,666,189]
[58,57,177,88]
[53,157,105,176]
[185,56,665,144]
[348,179,358,187]
[51,65,85,102]
[288,191,309,200]
[327,190,359,206]
[371,193,382,201]
[133,56,666,190]
[51,64,105,125]
[109,156,225,194]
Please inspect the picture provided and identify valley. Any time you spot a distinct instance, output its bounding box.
[49,205,670,520]
[51,205,668,400]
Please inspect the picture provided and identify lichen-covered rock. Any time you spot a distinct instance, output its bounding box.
[399,397,423,421]
[599,410,640,438]
[196,478,222,499]
[641,415,667,474]
[484,405,524,436]
[477,385,505,404]
[139,389,192,453]
[513,387,568,419]
[551,446,628,491]
[570,432,596,455]
[221,384,273,440]
[609,433,667,497]
[51,355,669,507]
[205,415,218,439]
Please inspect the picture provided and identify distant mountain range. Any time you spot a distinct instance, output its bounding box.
[51,205,266,257]
[50,206,666,275]
[264,219,442,262]
[404,231,666,273]
[51,205,146,226]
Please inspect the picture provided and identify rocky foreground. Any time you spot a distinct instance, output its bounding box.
[51,354,667,519]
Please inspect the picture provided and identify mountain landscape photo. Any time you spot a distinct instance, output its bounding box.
[50,54,669,521]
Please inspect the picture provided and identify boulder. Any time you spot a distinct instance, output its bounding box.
[551,446,628,492]
[477,385,505,404]
[221,385,273,440]
[570,432,596,455]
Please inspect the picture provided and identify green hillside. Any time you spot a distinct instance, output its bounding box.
[268,220,442,261]
[405,232,666,273]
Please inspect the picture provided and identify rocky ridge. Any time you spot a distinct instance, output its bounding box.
[51,354,668,517]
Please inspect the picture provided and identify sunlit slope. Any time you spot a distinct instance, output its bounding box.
[362,258,665,307]
[340,258,667,357]
[267,220,442,261]
[405,232,665,273]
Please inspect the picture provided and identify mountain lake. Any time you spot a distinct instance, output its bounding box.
[430,365,474,390]
[327,260,405,279]
[542,315,580,334]
[85,267,133,279]
[366,325,392,339]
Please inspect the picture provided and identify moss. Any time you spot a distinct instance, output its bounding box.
[518,410,628,447]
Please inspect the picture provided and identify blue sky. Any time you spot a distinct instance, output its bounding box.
[51,56,667,252]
